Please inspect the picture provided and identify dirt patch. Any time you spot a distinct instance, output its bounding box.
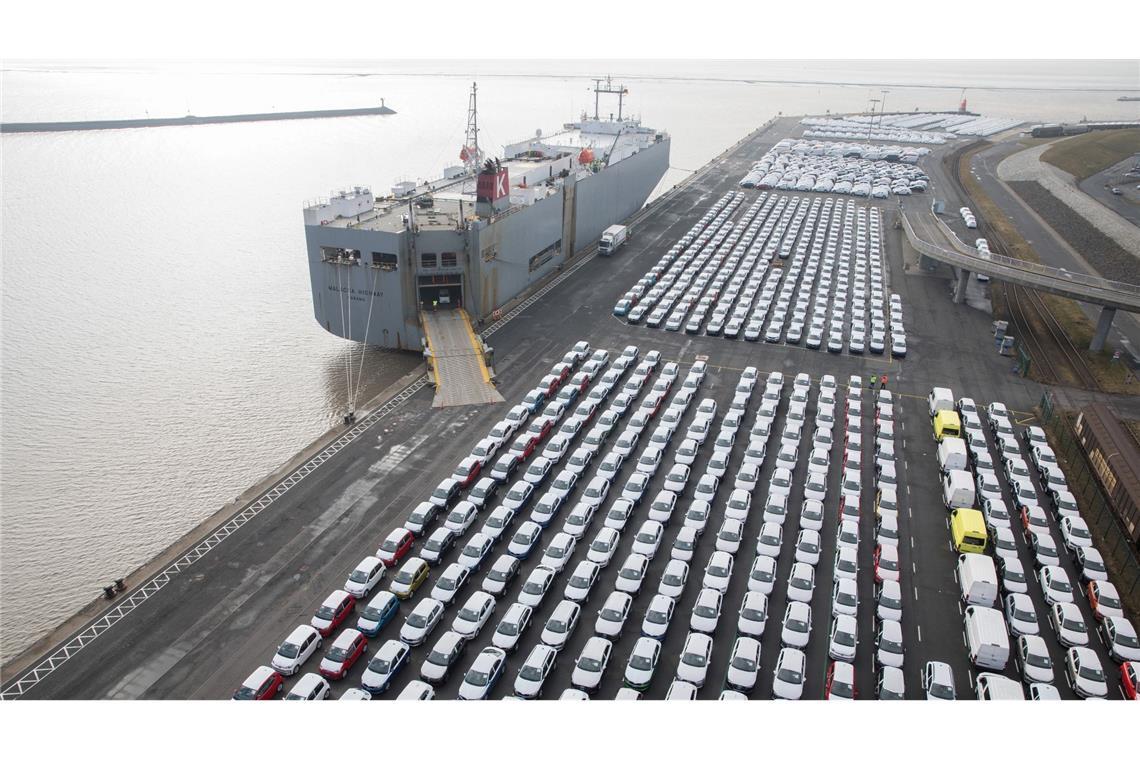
[1041,128,1140,181]
[1007,179,1140,284]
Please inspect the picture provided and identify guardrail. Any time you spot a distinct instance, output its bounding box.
[901,209,1140,312]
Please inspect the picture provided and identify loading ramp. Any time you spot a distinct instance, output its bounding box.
[421,309,504,408]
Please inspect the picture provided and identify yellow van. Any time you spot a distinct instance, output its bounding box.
[933,410,962,441]
[950,508,988,553]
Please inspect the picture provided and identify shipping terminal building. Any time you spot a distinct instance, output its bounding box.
[302,82,670,357]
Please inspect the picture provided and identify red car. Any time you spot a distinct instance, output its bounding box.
[311,590,356,637]
[509,432,537,462]
[570,372,590,393]
[527,418,553,445]
[537,375,560,398]
[376,528,415,567]
[550,363,571,386]
[452,456,482,489]
[1121,661,1138,700]
[319,629,367,680]
[233,666,283,700]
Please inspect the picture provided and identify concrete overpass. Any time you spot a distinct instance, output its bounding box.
[901,204,1140,351]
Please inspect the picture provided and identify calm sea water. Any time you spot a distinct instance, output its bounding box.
[2,60,1137,659]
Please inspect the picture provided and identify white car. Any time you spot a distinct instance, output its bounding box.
[452,591,496,639]
[781,601,812,648]
[513,644,557,699]
[703,550,735,593]
[344,556,386,598]
[1016,634,1054,684]
[623,636,661,692]
[658,559,689,599]
[737,591,768,638]
[595,591,633,639]
[663,462,691,492]
[689,588,723,634]
[876,580,903,622]
[541,599,582,650]
[647,490,678,523]
[832,578,859,618]
[834,547,858,581]
[755,522,783,558]
[271,624,322,676]
[786,562,815,604]
[419,630,466,684]
[876,619,905,668]
[794,528,821,565]
[285,672,330,700]
[671,526,699,562]
[734,463,760,492]
[571,636,613,694]
[457,646,506,700]
[360,640,410,694]
[1060,516,1093,551]
[674,439,700,466]
[922,661,956,700]
[829,615,858,662]
[564,560,602,603]
[768,467,794,498]
[762,492,788,525]
[1004,593,1039,636]
[642,594,676,639]
[516,566,555,608]
[1038,567,1074,605]
[586,527,620,567]
[614,552,650,595]
[1065,646,1107,699]
[430,562,471,605]
[715,519,745,554]
[676,632,714,688]
[1102,617,1140,662]
[631,519,664,559]
[491,602,533,652]
[746,555,776,595]
[400,598,445,646]
[539,532,577,573]
[683,501,711,534]
[800,499,824,531]
[772,647,806,700]
[1049,602,1089,647]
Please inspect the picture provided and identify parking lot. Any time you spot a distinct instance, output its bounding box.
[616,189,908,358]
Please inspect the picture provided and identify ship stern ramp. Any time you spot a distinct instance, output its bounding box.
[420,309,504,408]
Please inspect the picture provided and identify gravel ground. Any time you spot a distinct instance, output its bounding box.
[1008,180,1140,284]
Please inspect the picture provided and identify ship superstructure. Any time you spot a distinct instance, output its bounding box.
[302,79,670,351]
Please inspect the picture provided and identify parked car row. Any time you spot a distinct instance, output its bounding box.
[739,138,931,196]
[935,387,1132,700]
[799,117,951,145]
[615,189,906,357]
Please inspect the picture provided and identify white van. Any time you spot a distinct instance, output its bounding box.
[964,605,1009,671]
[942,469,976,510]
[956,554,998,608]
[937,438,968,475]
[928,387,955,417]
[975,673,1024,700]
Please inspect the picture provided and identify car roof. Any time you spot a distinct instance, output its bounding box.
[244,665,277,687]
[285,624,319,644]
[331,628,362,647]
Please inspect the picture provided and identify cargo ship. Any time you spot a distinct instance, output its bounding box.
[302,79,670,350]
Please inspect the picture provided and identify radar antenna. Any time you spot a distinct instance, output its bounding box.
[590,76,629,121]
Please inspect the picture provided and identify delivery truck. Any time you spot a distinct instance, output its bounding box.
[942,469,976,509]
[956,553,998,606]
[964,605,1010,671]
[938,438,969,474]
[598,225,629,256]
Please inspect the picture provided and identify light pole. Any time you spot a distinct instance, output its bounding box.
[867,98,880,143]
[878,89,890,129]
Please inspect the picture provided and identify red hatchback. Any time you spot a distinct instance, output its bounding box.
[319,629,367,680]
[1121,662,1138,700]
[377,528,415,567]
[233,666,284,700]
[453,457,482,489]
[311,590,356,637]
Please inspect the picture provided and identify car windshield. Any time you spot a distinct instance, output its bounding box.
[1115,629,1139,646]
[316,605,337,619]
[1079,665,1104,682]
[520,665,545,681]
[682,651,707,668]
[787,617,808,633]
[458,606,483,622]
[463,544,485,558]
[732,655,755,670]
[638,530,656,543]
[1013,606,1035,622]
[407,613,430,627]
[570,574,592,589]
[233,685,259,699]
[425,538,445,552]
[524,581,545,595]
[488,515,506,528]
[328,646,349,662]
[696,604,716,618]
[579,657,602,673]
[630,655,653,671]
[601,607,624,622]
[438,576,457,591]
[466,669,490,687]
[369,658,392,675]
[1026,653,1051,668]
[930,682,954,699]
[778,668,802,684]
[381,539,399,552]
[277,643,300,658]
[880,637,903,654]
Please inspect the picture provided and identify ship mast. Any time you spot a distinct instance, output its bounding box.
[460,82,484,174]
[591,76,629,121]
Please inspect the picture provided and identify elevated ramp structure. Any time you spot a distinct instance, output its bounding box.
[902,204,1140,351]
[421,309,503,408]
